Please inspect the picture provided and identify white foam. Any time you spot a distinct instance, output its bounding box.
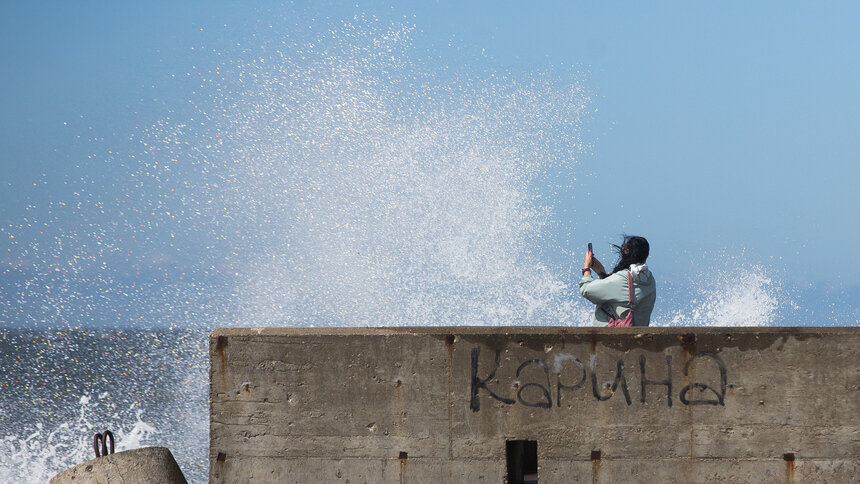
[659,261,780,327]
[0,394,159,483]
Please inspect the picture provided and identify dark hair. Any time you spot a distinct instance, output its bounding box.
[610,235,650,274]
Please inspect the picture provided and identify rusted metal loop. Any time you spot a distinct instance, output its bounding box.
[93,433,103,458]
[93,430,115,458]
[103,430,115,455]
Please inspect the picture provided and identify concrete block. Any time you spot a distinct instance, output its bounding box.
[51,446,187,484]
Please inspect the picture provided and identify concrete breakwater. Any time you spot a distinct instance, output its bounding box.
[51,446,187,483]
[210,327,859,483]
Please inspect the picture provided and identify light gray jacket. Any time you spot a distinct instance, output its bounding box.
[579,263,656,326]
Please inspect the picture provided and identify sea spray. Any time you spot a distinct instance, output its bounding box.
[135,17,593,327]
[659,254,782,327]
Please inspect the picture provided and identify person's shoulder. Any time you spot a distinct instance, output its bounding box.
[639,270,656,289]
[606,271,627,281]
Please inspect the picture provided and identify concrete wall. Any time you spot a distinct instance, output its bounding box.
[210,327,860,483]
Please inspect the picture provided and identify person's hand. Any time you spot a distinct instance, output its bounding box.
[583,249,593,270]
[591,257,606,278]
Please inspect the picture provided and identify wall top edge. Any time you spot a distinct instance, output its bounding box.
[210,326,859,338]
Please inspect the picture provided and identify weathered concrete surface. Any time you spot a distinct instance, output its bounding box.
[210,327,860,483]
[51,446,187,484]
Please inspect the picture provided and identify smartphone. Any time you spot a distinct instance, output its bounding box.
[587,242,593,254]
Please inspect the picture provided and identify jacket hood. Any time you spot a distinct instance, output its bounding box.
[629,263,651,283]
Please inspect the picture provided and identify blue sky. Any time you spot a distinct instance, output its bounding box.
[2,1,859,289]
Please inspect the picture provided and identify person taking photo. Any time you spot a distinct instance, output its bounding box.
[580,235,656,327]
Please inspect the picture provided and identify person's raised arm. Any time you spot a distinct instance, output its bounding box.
[591,257,607,279]
[582,248,593,276]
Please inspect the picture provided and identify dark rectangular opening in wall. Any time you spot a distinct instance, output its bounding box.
[506,440,538,484]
